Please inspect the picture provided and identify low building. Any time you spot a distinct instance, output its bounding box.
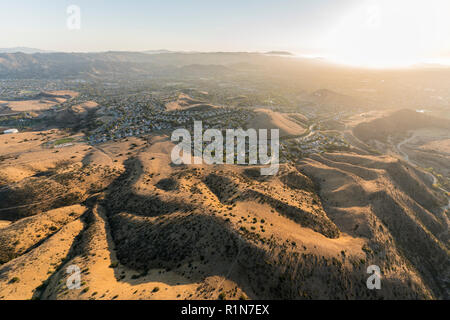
[3,128,19,134]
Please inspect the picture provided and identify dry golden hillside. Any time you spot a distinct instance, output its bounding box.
[248,109,306,137]
[0,134,447,300]
[353,109,450,143]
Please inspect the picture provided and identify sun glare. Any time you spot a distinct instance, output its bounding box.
[323,0,450,68]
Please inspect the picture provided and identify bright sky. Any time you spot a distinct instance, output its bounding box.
[1,0,450,67]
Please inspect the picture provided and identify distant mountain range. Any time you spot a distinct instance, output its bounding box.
[0,47,51,54]
[0,51,290,79]
[0,48,293,55]
[142,49,175,54]
[1,49,448,80]
[264,51,293,56]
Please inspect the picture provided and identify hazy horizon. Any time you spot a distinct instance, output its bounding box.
[2,0,450,68]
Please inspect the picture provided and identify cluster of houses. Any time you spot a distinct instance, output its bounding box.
[87,100,253,144]
[282,132,349,158]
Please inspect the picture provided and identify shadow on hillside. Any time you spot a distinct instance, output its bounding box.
[94,157,425,299]
[99,158,254,293]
